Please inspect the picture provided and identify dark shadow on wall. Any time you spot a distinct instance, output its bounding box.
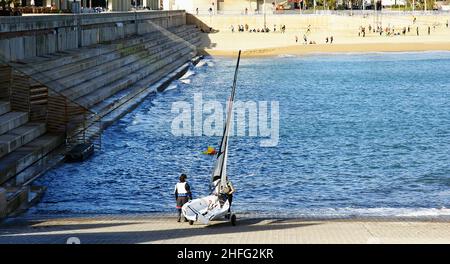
[186,13,218,56]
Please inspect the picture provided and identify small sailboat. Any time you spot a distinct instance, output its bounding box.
[182,51,241,226]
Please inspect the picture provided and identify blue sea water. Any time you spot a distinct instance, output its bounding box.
[31,52,450,218]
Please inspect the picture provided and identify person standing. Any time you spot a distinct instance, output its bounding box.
[224,180,235,212]
[212,178,235,212]
[174,174,192,222]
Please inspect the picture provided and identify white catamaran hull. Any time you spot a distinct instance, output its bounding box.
[182,195,230,225]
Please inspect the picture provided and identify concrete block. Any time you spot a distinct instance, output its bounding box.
[0,101,10,116]
[0,112,29,135]
[0,187,6,218]
[0,134,63,185]
[0,123,46,159]
[0,39,11,62]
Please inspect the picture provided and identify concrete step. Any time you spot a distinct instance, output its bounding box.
[0,112,29,136]
[62,34,199,102]
[11,25,194,75]
[100,56,200,128]
[53,29,200,91]
[0,102,11,116]
[91,49,197,117]
[0,134,63,185]
[53,39,171,90]
[0,123,46,159]
[33,30,175,84]
[76,35,199,108]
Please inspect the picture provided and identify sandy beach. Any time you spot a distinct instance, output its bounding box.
[1,216,449,244]
[200,32,450,57]
[192,12,450,57]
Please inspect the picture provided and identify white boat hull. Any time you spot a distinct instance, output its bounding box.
[182,195,230,225]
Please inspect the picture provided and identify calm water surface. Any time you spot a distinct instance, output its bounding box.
[32,52,450,218]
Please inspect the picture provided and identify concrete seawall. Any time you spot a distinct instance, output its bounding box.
[0,11,187,62]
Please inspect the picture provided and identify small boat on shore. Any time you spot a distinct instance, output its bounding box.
[182,51,242,226]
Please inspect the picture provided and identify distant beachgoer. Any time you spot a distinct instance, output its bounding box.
[416,27,419,36]
[273,24,276,32]
[208,7,212,15]
[174,174,192,222]
[245,7,248,15]
[196,8,199,15]
[230,25,234,33]
[413,17,417,24]
[428,26,430,35]
[303,34,307,44]
[306,25,311,34]
[330,36,333,44]
[325,37,329,43]
[295,35,298,43]
[245,24,249,31]
[447,20,449,28]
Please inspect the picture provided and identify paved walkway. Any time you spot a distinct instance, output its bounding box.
[0,216,449,244]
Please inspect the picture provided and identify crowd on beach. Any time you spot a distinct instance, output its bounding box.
[225,15,449,46]
[357,17,450,38]
[230,23,334,45]
[230,24,286,33]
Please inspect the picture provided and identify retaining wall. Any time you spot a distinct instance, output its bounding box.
[0,11,187,62]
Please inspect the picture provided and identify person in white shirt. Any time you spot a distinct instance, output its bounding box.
[174,174,192,222]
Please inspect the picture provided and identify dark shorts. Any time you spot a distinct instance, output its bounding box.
[176,196,189,209]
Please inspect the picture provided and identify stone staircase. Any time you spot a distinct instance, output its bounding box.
[0,100,61,219]
[0,24,202,219]
[10,24,201,118]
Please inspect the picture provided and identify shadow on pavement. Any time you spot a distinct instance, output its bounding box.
[0,218,321,244]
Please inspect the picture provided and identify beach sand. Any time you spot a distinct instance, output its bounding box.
[199,30,450,57]
[1,216,449,244]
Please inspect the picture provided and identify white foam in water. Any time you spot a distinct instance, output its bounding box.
[180,79,191,84]
[277,54,296,58]
[242,207,450,218]
[195,60,207,68]
[396,207,450,217]
[163,83,179,92]
[131,116,142,126]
